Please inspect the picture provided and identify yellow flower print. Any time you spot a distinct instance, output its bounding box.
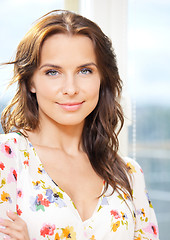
[1,178,6,185]
[90,235,96,240]
[111,221,120,232]
[1,191,12,203]
[24,151,30,159]
[127,162,136,173]
[61,226,76,239]
[0,178,6,188]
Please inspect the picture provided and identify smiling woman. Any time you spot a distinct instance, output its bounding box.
[0,10,159,240]
[30,34,101,126]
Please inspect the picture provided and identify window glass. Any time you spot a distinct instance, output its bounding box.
[128,1,170,239]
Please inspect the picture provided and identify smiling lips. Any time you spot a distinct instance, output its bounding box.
[57,102,84,111]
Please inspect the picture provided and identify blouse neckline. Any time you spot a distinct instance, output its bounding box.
[24,135,105,224]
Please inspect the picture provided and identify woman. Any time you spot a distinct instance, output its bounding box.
[0,10,159,240]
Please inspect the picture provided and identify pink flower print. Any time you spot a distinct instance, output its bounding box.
[37,194,50,207]
[0,162,5,170]
[40,223,55,237]
[30,194,50,212]
[143,222,158,237]
[1,143,15,158]
[110,210,121,219]
[17,189,23,198]
[7,168,17,183]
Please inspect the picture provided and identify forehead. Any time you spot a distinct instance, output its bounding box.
[40,33,97,65]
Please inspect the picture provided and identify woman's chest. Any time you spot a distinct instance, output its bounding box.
[16,143,135,239]
[16,167,135,240]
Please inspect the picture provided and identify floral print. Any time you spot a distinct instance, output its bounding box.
[30,194,50,212]
[0,133,159,239]
[40,224,76,239]
[0,143,15,158]
[7,168,17,183]
[40,224,56,237]
[1,191,12,203]
[110,209,128,232]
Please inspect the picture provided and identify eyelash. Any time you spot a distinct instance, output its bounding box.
[45,69,59,76]
[45,68,93,76]
[79,68,93,74]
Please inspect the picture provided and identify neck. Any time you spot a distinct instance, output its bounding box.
[27,120,85,156]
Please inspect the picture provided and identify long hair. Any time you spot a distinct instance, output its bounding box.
[1,10,132,198]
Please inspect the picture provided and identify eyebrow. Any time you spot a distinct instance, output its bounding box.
[39,62,98,70]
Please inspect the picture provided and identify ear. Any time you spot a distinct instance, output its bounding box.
[30,80,36,93]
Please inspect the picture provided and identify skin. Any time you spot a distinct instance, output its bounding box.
[0,211,29,239]
[0,34,102,239]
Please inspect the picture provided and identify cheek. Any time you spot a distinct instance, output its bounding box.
[89,81,100,100]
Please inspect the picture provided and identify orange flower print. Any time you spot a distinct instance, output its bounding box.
[55,232,60,240]
[32,181,41,190]
[38,167,45,174]
[111,221,120,232]
[134,234,142,240]
[90,235,96,240]
[40,223,55,237]
[141,208,145,217]
[127,162,136,173]
[24,160,29,166]
[61,226,76,239]
[1,191,12,203]
[136,208,145,218]
[121,211,128,220]
[124,192,130,200]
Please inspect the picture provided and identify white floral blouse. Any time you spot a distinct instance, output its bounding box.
[0,133,159,240]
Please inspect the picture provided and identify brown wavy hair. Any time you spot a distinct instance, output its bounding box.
[1,10,132,198]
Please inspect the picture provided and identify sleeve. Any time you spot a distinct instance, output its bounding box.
[0,134,18,220]
[125,157,159,240]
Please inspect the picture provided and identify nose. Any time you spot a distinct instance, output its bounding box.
[62,73,79,96]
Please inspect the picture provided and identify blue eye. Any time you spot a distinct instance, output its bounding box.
[80,68,93,75]
[46,70,59,76]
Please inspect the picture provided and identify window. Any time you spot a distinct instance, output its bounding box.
[128,1,170,239]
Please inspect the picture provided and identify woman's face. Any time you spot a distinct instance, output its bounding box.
[30,33,101,127]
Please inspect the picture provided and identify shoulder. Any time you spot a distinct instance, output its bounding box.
[122,156,146,191]
[123,156,143,175]
[0,132,22,142]
[0,132,26,158]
